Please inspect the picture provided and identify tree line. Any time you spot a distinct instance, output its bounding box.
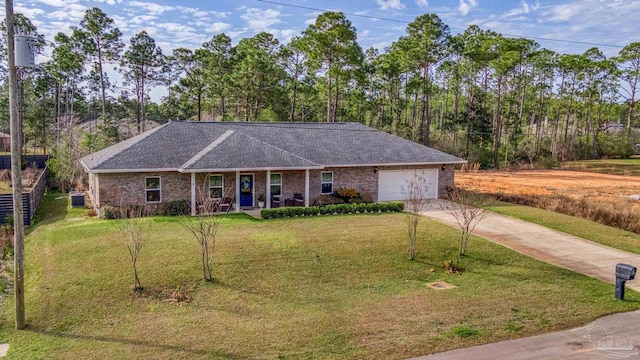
[1,7,640,174]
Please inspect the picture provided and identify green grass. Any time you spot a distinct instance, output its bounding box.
[561,159,640,176]
[489,201,640,255]
[1,192,639,359]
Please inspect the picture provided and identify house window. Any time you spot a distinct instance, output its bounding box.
[145,177,161,203]
[209,174,224,198]
[321,171,333,194]
[270,173,282,196]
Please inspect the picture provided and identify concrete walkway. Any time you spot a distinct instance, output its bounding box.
[413,310,640,359]
[420,200,640,291]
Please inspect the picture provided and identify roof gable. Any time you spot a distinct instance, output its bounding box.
[180,131,320,171]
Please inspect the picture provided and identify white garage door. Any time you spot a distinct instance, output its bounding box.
[377,169,439,201]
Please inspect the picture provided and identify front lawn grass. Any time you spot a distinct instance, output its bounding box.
[1,192,639,359]
[561,159,640,176]
[489,201,640,255]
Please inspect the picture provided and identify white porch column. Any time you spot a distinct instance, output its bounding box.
[235,170,240,212]
[190,172,196,216]
[304,169,310,207]
[266,170,271,209]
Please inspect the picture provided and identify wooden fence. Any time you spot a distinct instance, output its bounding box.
[0,168,47,225]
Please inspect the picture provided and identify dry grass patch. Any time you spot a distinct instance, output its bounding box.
[457,169,640,234]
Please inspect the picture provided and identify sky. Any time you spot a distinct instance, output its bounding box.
[10,0,640,101]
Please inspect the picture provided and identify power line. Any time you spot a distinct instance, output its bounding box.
[256,0,625,49]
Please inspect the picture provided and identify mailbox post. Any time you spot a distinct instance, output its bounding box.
[615,263,637,300]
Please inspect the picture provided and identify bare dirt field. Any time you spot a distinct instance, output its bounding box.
[456,169,640,204]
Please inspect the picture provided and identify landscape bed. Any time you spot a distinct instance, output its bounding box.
[0,193,638,359]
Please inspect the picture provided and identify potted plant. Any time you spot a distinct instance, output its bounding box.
[258,193,265,208]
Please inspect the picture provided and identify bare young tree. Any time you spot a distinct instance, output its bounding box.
[180,176,224,282]
[116,206,152,291]
[441,188,492,256]
[401,171,433,261]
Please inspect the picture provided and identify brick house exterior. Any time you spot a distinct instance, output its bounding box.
[90,165,455,210]
[81,121,465,214]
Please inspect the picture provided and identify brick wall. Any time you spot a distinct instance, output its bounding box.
[97,172,191,209]
[94,165,456,209]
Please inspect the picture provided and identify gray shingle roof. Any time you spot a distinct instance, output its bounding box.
[80,121,466,172]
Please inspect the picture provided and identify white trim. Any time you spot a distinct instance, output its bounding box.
[190,172,196,216]
[266,170,271,209]
[304,169,310,207]
[86,167,177,174]
[180,130,235,170]
[208,174,224,199]
[321,171,333,195]
[235,171,240,213]
[325,161,466,168]
[185,166,323,173]
[269,172,282,197]
[85,162,463,174]
[145,176,162,203]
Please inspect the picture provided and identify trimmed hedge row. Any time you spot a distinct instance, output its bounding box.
[261,202,404,219]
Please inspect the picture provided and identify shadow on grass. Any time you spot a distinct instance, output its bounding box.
[24,326,244,359]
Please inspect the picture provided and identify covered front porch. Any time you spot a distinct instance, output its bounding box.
[188,169,317,215]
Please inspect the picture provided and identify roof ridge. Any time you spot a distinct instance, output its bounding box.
[235,131,319,166]
[83,121,169,169]
[179,130,235,170]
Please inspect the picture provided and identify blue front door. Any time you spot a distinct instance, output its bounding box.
[239,174,254,207]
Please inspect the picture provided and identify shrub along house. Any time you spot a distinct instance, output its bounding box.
[79,121,466,215]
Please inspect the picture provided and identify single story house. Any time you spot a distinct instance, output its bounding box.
[79,121,466,214]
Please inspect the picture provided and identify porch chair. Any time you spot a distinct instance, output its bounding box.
[271,195,281,208]
[293,193,304,207]
[218,197,234,213]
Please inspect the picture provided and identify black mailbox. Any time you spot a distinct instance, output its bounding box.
[616,263,636,280]
[615,263,637,301]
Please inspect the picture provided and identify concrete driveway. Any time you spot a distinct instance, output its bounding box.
[419,200,640,291]
[413,200,640,360]
[412,309,640,360]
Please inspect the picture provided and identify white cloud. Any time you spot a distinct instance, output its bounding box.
[37,0,75,7]
[543,2,580,22]
[459,0,478,16]
[415,0,428,7]
[90,0,122,5]
[48,3,88,22]
[174,6,229,20]
[205,22,231,33]
[502,1,540,19]
[128,1,175,16]
[14,6,46,19]
[377,0,405,10]
[241,8,281,32]
[129,15,158,25]
[226,30,247,40]
[278,28,298,43]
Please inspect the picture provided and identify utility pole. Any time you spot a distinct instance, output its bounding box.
[5,0,26,330]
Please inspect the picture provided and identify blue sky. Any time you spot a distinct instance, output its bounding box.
[18,0,639,56]
[12,0,640,100]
